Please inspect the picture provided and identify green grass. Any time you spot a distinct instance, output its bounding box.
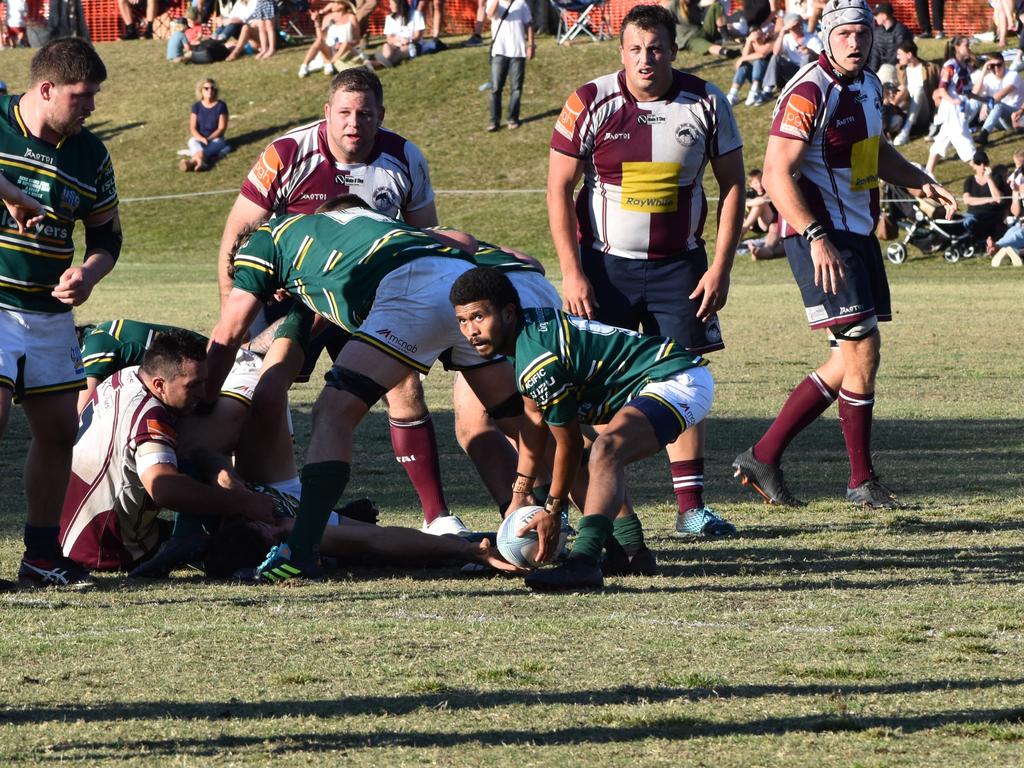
[1,35,1024,766]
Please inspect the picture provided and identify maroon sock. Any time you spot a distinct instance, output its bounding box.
[838,388,875,488]
[753,373,837,466]
[670,459,704,513]
[389,416,448,523]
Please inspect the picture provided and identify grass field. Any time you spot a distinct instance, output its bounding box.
[1,32,1023,766]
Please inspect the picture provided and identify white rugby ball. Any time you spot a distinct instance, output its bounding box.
[497,505,566,569]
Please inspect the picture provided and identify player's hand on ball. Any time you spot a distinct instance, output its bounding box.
[516,510,560,563]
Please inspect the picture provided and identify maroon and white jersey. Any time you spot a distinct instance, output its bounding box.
[770,54,884,238]
[550,69,742,260]
[239,120,434,218]
[59,367,178,571]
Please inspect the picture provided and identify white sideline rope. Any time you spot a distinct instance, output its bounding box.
[119,189,954,204]
[119,188,549,203]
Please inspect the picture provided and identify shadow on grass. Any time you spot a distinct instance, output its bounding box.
[517,107,562,126]
[226,122,317,154]
[88,120,146,141]
[5,680,1024,743]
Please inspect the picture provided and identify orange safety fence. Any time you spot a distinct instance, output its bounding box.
[0,0,1003,45]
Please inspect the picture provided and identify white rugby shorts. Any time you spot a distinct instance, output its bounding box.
[351,257,480,372]
[635,365,714,431]
[509,271,561,311]
[221,348,262,405]
[0,308,84,398]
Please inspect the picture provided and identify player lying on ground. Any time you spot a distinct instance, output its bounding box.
[207,202,523,583]
[189,455,524,579]
[76,318,299,494]
[450,267,726,592]
[59,330,279,576]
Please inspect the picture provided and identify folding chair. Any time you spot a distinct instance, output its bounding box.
[548,0,608,45]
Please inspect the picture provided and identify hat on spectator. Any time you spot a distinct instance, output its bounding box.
[872,2,894,15]
[783,13,803,30]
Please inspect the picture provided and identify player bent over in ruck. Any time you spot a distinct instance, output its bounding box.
[208,206,522,583]
[450,267,718,591]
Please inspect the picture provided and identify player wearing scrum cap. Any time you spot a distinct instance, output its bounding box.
[732,0,956,509]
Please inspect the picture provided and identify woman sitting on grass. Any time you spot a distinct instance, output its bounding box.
[298,1,363,77]
[182,78,229,173]
[371,0,425,68]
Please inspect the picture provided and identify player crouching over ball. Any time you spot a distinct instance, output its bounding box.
[451,267,734,591]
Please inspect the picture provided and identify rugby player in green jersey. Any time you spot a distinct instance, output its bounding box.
[451,266,733,591]
[0,39,122,589]
[207,206,522,582]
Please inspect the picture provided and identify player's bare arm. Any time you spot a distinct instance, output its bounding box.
[141,462,276,524]
[877,140,957,218]
[691,148,746,321]
[206,288,264,401]
[517,419,581,562]
[763,134,846,295]
[547,149,595,318]
[52,209,120,306]
[402,201,439,229]
[508,397,549,515]
[217,195,271,308]
[0,175,45,233]
[77,378,101,415]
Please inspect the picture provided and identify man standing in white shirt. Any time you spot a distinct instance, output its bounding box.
[486,0,535,132]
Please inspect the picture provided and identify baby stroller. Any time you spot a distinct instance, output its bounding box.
[880,182,976,264]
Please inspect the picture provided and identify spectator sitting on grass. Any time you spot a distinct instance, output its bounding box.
[225,0,279,61]
[986,148,1024,256]
[662,0,738,58]
[166,9,206,63]
[298,1,363,78]
[725,19,776,106]
[182,78,229,172]
[974,56,1023,146]
[892,40,939,146]
[214,0,256,42]
[370,0,425,68]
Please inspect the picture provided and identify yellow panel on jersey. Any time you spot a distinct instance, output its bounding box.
[620,162,681,213]
[850,136,880,192]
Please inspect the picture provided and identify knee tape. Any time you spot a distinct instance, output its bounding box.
[829,316,879,343]
[486,393,524,420]
[324,366,387,407]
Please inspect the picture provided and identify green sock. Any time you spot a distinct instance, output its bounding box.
[569,515,613,564]
[171,512,208,538]
[612,513,646,557]
[531,483,551,506]
[287,461,350,560]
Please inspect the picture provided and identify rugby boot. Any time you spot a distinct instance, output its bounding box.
[846,478,904,509]
[524,556,603,591]
[601,539,659,577]
[255,543,322,584]
[128,532,210,579]
[732,447,805,506]
[18,555,96,589]
[674,506,738,538]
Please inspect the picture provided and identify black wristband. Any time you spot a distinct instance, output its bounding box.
[803,221,827,243]
[543,496,565,516]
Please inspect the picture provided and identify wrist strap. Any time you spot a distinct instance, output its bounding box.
[803,221,827,243]
[543,496,565,516]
